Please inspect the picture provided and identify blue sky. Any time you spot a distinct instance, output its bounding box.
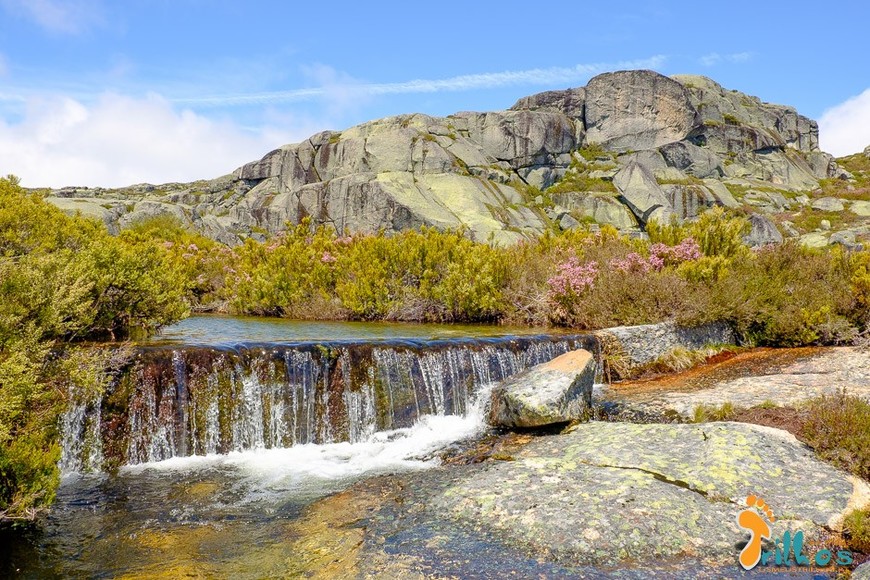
[0,0,868,187]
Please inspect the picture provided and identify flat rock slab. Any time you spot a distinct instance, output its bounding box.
[289,421,868,577]
[489,349,595,428]
[433,422,868,568]
[607,347,870,418]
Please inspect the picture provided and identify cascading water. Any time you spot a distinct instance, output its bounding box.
[59,334,596,474]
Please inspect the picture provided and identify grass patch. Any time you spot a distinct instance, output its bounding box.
[547,173,617,194]
[632,345,737,378]
[692,401,736,423]
[576,143,614,162]
[790,209,845,232]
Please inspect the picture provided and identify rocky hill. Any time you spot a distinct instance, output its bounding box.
[42,69,869,248]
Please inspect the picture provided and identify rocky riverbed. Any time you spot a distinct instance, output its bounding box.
[277,346,870,578]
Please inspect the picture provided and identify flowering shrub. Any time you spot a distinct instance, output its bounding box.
[610,252,652,273]
[547,257,598,296]
[650,238,702,266]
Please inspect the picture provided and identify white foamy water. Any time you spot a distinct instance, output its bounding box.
[119,404,487,496]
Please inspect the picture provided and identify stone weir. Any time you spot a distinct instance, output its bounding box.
[59,334,596,473]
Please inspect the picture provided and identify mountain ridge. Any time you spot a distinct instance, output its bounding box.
[40,69,866,249]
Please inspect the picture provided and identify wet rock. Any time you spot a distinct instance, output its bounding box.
[594,321,736,377]
[610,347,870,418]
[489,349,596,428]
[434,421,870,567]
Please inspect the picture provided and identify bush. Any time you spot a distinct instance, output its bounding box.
[0,177,189,522]
[800,390,870,480]
[844,508,870,553]
[718,243,859,346]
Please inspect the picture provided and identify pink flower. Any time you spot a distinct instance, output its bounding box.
[609,252,652,273]
[321,251,337,263]
[648,238,701,269]
[547,258,598,297]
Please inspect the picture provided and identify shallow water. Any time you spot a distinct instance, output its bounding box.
[147,314,556,346]
[3,408,489,577]
[5,317,518,577]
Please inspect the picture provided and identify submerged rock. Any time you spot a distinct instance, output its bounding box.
[489,349,595,428]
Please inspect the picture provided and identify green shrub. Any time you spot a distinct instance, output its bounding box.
[800,391,870,480]
[844,508,870,553]
[0,177,188,522]
[718,243,859,346]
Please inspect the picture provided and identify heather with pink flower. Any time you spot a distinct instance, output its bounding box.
[546,236,706,327]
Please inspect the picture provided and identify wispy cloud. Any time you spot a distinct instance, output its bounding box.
[0,54,7,77]
[819,87,870,156]
[699,52,753,67]
[0,0,104,34]
[174,56,668,107]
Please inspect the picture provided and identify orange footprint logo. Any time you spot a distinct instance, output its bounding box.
[736,494,776,570]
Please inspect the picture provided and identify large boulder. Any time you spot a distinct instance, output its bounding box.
[584,70,700,151]
[551,192,639,230]
[489,349,596,428]
[744,213,784,247]
[660,183,718,220]
[434,421,870,568]
[612,161,674,224]
[673,74,819,153]
[594,321,736,378]
[658,140,723,179]
[510,87,585,119]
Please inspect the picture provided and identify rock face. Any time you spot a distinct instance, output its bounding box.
[489,349,596,428]
[612,161,674,225]
[434,421,869,568]
[43,70,850,245]
[584,70,700,152]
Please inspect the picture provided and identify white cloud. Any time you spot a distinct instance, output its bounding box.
[699,52,753,67]
[819,88,870,156]
[0,0,103,34]
[176,56,668,107]
[0,93,315,188]
[700,53,722,67]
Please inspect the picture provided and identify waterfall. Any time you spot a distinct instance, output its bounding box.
[60,334,595,472]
